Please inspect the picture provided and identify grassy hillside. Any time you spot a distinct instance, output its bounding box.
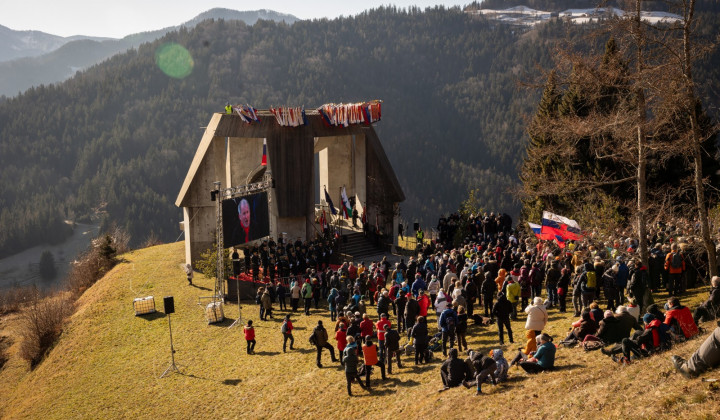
[1,242,719,419]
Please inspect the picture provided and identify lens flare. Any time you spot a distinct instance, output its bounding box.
[155,43,194,79]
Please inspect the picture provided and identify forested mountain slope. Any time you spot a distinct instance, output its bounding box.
[0,6,718,257]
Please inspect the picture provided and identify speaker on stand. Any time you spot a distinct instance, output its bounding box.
[160,296,181,378]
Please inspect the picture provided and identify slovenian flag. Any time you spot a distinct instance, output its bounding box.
[341,187,352,220]
[324,188,337,215]
[261,138,267,166]
[541,211,583,241]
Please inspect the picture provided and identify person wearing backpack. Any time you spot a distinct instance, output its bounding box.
[664,243,685,297]
[578,263,597,311]
[628,260,649,314]
[281,314,294,352]
[438,305,459,357]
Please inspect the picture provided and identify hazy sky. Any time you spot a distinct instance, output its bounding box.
[1,1,465,38]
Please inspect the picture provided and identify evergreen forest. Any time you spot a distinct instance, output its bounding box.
[1,5,719,258]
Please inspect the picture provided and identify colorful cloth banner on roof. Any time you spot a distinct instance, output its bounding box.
[232,105,260,124]
[317,101,382,127]
[541,211,583,241]
[269,106,307,127]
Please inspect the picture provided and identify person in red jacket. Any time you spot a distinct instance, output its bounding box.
[376,314,391,361]
[243,320,256,354]
[335,323,348,364]
[360,314,375,340]
[418,291,431,318]
[664,297,698,339]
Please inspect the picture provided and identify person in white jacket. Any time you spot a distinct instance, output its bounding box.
[435,289,449,315]
[525,297,549,333]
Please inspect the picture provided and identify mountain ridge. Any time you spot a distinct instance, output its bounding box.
[0,8,299,97]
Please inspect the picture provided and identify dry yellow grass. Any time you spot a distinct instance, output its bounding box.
[0,241,719,419]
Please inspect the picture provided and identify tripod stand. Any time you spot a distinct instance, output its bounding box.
[160,313,181,378]
[228,275,243,329]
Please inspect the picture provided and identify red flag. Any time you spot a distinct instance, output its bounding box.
[261,138,267,166]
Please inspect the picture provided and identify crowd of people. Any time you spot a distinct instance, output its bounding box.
[228,212,720,396]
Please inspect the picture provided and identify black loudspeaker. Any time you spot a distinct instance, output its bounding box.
[163,296,175,314]
[413,222,419,231]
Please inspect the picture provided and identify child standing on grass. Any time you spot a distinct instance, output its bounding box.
[244,320,256,354]
[184,264,193,285]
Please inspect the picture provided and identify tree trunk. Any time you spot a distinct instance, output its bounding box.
[634,0,649,268]
[682,0,717,277]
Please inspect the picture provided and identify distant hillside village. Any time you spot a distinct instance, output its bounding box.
[466,5,681,26]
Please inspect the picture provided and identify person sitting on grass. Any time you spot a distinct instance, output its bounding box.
[601,313,671,364]
[491,349,509,383]
[664,296,699,340]
[693,276,720,325]
[438,348,473,392]
[672,326,720,378]
[342,336,366,396]
[518,333,556,374]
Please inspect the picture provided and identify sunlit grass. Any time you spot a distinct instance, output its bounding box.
[0,241,718,419]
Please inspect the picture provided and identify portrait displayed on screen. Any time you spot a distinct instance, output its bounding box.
[222,191,269,247]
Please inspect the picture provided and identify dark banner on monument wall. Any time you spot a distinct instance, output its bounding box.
[222,192,270,248]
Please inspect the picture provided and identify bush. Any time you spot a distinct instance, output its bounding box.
[0,287,35,315]
[16,288,74,368]
[66,230,124,297]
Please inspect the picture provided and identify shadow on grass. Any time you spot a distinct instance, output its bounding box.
[208,317,236,327]
[408,363,437,373]
[222,379,242,386]
[385,377,421,387]
[293,347,316,354]
[551,363,585,371]
[137,311,165,321]
[253,350,280,356]
[190,284,212,291]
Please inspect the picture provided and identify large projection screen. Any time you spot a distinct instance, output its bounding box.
[222,191,270,247]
